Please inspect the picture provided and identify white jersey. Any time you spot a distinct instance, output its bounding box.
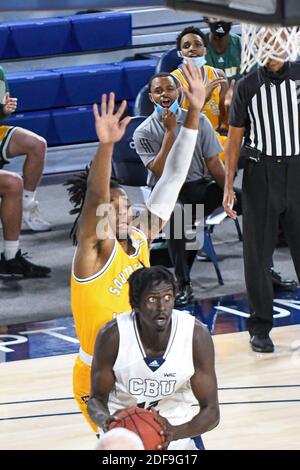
[108,309,204,450]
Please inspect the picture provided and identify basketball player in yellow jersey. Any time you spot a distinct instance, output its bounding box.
[71,60,207,431]
[172,26,235,161]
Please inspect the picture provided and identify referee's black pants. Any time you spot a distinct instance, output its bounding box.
[167,179,242,287]
[243,156,300,336]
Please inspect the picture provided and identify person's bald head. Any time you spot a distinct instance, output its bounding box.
[96,428,144,450]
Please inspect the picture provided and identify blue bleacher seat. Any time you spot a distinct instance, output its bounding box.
[0,24,15,59]
[126,100,135,117]
[112,116,148,186]
[70,12,132,52]
[134,84,154,116]
[6,60,155,114]
[52,106,97,145]
[53,64,124,107]
[155,47,182,73]
[7,70,61,112]
[121,60,157,101]
[6,110,56,144]
[9,17,72,58]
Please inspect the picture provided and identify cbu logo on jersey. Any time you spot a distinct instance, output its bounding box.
[129,378,176,398]
[108,262,144,296]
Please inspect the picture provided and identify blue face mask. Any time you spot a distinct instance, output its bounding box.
[152,98,180,114]
[182,55,206,69]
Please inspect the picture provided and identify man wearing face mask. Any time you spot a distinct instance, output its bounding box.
[172,26,228,132]
[133,72,241,305]
[204,17,242,84]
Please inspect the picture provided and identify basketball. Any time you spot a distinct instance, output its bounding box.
[108,407,166,450]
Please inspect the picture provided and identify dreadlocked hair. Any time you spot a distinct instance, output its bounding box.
[64,163,122,245]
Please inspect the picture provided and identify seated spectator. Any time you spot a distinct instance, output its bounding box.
[0,66,51,232]
[171,26,234,160]
[0,169,51,278]
[133,72,242,305]
[204,17,242,83]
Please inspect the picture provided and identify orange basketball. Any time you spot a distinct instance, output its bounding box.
[108,407,166,450]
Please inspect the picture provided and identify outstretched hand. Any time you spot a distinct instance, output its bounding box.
[93,92,131,144]
[181,60,206,111]
[206,77,227,102]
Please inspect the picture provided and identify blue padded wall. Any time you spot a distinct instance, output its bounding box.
[112,116,148,187]
[9,17,72,57]
[0,12,132,59]
[121,60,157,100]
[4,59,156,146]
[6,111,57,145]
[0,24,15,59]
[53,64,124,107]
[52,106,96,145]
[6,60,157,112]
[7,70,61,112]
[69,12,132,51]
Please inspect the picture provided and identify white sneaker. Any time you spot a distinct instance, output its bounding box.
[22,200,52,232]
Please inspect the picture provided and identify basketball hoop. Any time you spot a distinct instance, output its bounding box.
[240,24,300,72]
[167,1,300,72]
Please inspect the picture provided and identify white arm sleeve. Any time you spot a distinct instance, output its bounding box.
[146,126,198,221]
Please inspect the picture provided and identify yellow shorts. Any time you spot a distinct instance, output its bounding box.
[73,355,98,432]
[0,126,17,167]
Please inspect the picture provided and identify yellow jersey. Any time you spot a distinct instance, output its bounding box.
[172,64,221,130]
[71,226,150,357]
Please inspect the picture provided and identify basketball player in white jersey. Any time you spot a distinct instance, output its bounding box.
[88,266,220,450]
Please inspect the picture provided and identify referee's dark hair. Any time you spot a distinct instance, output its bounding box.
[176,26,207,51]
[129,266,177,310]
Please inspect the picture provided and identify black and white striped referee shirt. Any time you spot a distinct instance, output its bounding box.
[229,62,300,156]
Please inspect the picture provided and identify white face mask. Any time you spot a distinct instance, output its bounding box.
[182,55,207,68]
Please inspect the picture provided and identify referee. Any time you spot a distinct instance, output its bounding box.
[223,53,300,353]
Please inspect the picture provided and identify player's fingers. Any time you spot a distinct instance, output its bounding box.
[119,116,131,132]
[115,99,127,119]
[93,103,100,120]
[196,66,203,81]
[212,78,227,88]
[100,94,107,116]
[107,92,115,114]
[181,62,193,83]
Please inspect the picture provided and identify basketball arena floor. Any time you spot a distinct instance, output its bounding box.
[1,165,300,450]
[1,294,300,450]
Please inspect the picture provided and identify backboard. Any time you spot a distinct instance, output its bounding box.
[166,0,300,26]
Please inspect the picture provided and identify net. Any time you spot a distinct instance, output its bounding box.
[240,24,300,72]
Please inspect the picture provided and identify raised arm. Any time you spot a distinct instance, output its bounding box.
[87,321,119,429]
[73,93,131,278]
[133,60,206,242]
